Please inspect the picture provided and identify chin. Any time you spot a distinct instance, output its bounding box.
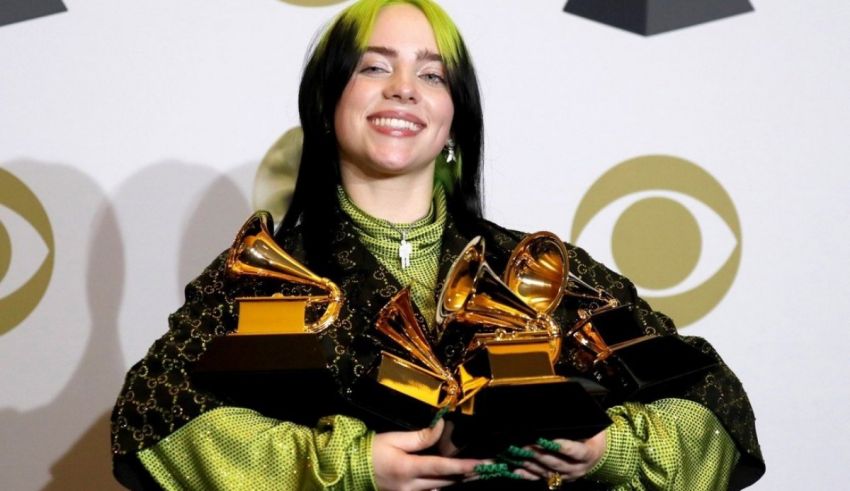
[369,155,434,176]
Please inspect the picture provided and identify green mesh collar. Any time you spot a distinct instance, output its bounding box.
[336,185,446,327]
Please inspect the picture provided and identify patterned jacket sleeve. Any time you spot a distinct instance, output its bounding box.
[565,245,765,490]
[110,253,376,490]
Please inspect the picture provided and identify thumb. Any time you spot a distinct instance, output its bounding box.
[389,418,445,453]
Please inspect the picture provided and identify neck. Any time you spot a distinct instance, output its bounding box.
[340,167,435,223]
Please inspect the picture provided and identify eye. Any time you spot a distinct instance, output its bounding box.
[420,72,446,85]
[0,170,55,335]
[570,156,741,327]
[360,65,389,75]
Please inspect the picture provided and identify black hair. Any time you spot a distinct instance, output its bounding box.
[279,0,484,249]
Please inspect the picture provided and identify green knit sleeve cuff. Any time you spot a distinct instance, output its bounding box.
[137,407,376,490]
[585,399,741,490]
[585,406,640,485]
[348,429,377,490]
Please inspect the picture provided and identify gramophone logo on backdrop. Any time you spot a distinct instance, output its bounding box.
[0,0,67,28]
[570,156,741,327]
[564,0,754,35]
[0,169,55,335]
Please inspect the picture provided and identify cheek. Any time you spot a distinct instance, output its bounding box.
[436,96,455,131]
[335,81,366,125]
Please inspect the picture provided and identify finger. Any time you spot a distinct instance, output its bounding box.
[532,452,589,476]
[385,419,445,453]
[417,455,483,477]
[436,420,460,457]
[410,477,462,490]
[552,439,592,461]
[513,468,541,481]
[520,459,551,477]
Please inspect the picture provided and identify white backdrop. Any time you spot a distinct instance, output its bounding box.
[1,0,849,489]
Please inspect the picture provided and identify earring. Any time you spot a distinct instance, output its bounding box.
[445,139,456,163]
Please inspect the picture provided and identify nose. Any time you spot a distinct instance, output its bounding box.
[383,70,419,103]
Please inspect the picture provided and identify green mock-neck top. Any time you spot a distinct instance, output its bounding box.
[336,185,446,328]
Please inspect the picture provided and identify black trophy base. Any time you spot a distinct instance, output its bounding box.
[450,377,611,457]
[603,336,718,403]
[564,0,754,36]
[192,333,347,426]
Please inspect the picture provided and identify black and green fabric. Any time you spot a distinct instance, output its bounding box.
[111,191,764,490]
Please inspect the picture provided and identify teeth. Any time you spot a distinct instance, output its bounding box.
[372,117,421,131]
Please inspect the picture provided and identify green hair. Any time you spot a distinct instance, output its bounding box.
[284,0,484,235]
[323,0,464,69]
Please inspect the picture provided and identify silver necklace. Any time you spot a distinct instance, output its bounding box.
[386,222,413,269]
[384,203,433,270]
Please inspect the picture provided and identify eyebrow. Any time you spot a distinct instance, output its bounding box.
[365,46,443,63]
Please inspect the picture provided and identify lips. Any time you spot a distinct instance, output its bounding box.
[367,111,425,136]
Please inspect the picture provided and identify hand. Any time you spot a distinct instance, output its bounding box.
[435,419,459,457]
[372,419,484,491]
[514,430,607,484]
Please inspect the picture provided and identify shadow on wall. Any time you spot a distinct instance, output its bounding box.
[178,163,256,290]
[110,161,253,366]
[41,196,123,489]
[0,160,125,490]
[0,159,254,490]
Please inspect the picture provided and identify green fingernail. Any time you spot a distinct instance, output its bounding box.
[507,445,535,458]
[428,406,449,428]
[536,437,561,452]
[475,463,510,474]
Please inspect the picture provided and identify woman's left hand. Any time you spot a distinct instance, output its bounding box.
[514,430,607,484]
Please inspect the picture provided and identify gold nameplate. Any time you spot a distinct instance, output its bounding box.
[376,351,445,407]
[477,336,557,380]
[235,294,309,334]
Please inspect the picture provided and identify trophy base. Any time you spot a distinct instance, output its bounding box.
[194,332,328,371]
[603,336,718,402]
[192,333,346,425]
[450,377,611,457]
[564,0,754,36]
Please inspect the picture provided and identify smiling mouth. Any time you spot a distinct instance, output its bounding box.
[368,117,424,132]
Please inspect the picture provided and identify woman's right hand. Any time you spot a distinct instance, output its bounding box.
[372,419,483,491]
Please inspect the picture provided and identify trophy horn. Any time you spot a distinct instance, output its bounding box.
[374,288,460,409]
[437,237,560,336]
[226,211,342,333]
[503,232,568,316]
[437,236,562,377]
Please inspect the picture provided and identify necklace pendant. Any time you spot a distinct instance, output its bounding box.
[399,237,412,269]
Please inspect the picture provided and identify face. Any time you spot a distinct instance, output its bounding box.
[334,4,455,181]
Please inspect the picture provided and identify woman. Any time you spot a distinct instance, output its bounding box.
[111,1,764,489]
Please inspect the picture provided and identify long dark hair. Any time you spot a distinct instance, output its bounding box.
[280,0,484,245]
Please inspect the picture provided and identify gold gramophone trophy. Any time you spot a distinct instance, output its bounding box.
[360,238,610,455]
[437,236,564,389]
[353,287,488,429]
[225,211,341,335]
[191,211,345,422]
[526,233,720,402]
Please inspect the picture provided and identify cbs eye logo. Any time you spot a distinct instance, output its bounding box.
[0,169,54,335]
[570,155,741,327]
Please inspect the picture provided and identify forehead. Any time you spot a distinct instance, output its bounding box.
[368,4,440,53]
